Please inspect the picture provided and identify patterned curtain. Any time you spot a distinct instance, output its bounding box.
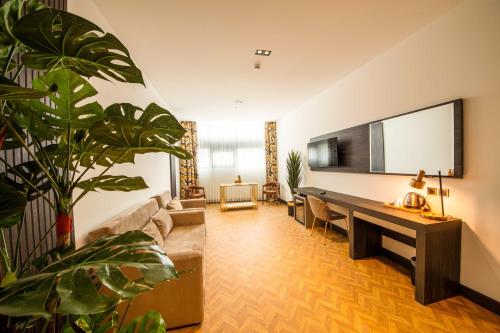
[179,121,199,199]
[265,122,278,183]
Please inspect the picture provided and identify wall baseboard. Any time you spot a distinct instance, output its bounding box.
[377,250,499,314]
[379,252,499,314]
[459,284,500,315]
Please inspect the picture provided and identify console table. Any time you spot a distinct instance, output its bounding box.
[220,182,259,212]
[296,187,461,305]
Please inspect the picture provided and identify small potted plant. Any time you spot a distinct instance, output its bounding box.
[286,150,302,216]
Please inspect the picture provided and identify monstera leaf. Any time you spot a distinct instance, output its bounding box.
[0,121,26,150]
[31,68,104,134]
[0,82,52,100]
[43,102,191,169]
[87,102,191,163]
[105,103,187,144]
[13,8,144,84]
[0,0,46,49]
[0,231,178,318]
[89,121,192,164]
[74,137,126,168]
[0,76,54,149]
[1,161,52,201]
[0,180,27,228]
[118,311,166,333]
[69,308,118,333]
[0,46,16,73]
[41,136,112,169]
[40,133,134,169]
[8,100,54,141]
[0,75,53,100]
[0,0,46,72]
[70,310,166,333]
[76,175,148,192]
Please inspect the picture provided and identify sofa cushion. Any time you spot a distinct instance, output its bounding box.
[88,199,159,241]
[152,208,174,240]
[166,197,183,211]
[164,224,205,255]
[179,198,206,210]
[142,221,164,247]
[152,191,173,209]
[169,210,205,227]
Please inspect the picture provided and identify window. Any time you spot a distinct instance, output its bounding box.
[212,151,235,168]
[197,122,266,202]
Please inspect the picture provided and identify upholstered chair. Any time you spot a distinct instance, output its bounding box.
[262,182,280,205]
[185,185,206,199]
[308,195,348,244]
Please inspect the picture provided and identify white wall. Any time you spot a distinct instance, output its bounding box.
[68,0,173,247]
[278,0,500,300]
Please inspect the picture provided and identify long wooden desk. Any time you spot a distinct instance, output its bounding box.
[296,187,461,305]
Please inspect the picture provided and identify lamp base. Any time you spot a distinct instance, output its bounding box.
[420,212,452,221]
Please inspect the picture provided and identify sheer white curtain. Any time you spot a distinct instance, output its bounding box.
[198,122,265,203]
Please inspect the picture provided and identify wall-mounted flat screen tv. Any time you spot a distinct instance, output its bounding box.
[307,137,338,168]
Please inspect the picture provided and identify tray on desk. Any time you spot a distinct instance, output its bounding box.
[383,202,426,214]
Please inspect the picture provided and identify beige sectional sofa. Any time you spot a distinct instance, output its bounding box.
[88,195,206,329]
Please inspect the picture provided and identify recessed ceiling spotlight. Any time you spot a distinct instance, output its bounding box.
[255,49,272,56]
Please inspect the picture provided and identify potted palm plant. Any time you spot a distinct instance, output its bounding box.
[0,1,191,331]
[286,150,302,217]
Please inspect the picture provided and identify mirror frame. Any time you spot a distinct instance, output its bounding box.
[371,99,463,178]
[308,99,463,178]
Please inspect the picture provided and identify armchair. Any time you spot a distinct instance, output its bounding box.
[262,182,280,205]
[186,185,206,199]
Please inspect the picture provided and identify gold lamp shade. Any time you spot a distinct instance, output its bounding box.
[409,170,426,189]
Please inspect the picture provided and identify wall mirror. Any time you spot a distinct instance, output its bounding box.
[308,99,463,178]
[369,100,462,177]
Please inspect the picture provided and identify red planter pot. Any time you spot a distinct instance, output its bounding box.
[56,214,72,248]
[0,129,6,150]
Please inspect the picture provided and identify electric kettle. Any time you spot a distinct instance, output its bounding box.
[403,192,427,209]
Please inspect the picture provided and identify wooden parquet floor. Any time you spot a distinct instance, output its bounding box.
[170,204,500,333]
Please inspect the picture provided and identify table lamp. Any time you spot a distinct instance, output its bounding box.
[403,170,429,210]
[409,169,426,189]
[420,170,451,221]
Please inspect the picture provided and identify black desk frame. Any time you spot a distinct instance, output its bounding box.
[297,187,462,305]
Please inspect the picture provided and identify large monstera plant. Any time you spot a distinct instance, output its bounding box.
[0,1,191,332]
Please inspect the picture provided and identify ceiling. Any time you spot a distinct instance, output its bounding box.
[92,0,461,121]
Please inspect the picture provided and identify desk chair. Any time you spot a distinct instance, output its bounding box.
[262,182,280,205]
[185,185,206,199]
[308,196,349,244]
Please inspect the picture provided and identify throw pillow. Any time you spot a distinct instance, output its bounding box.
[166,197,183,210]
[141,221,164,247]
[152,208,174,240]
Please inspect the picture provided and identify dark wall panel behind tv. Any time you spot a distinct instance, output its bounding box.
[310,124,370,173]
